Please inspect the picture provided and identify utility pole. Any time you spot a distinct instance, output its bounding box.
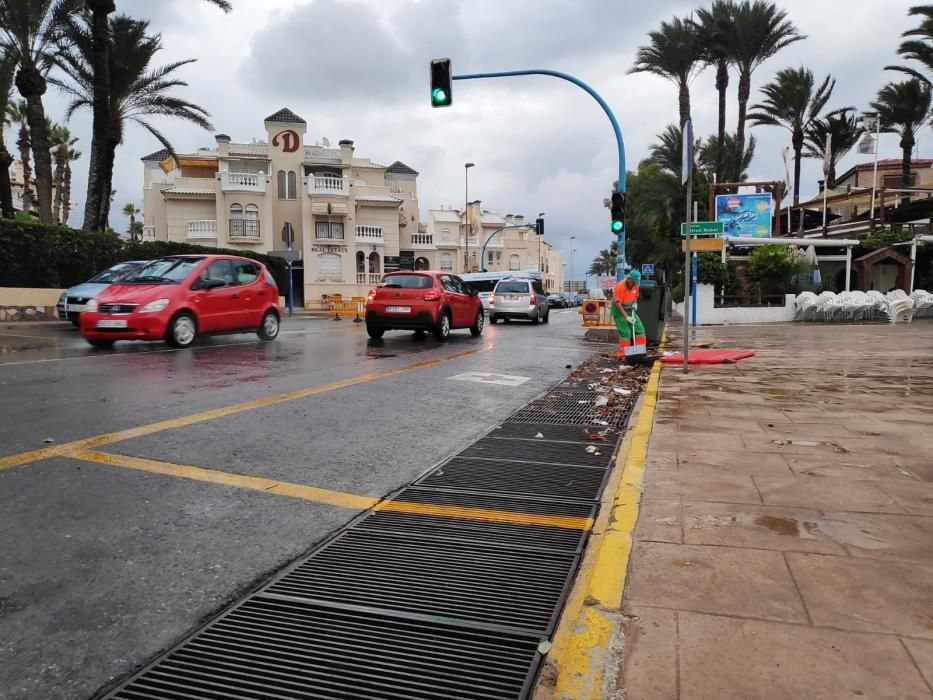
[464,162,474,273]
[682,119,693,373]
[570,235,575,292]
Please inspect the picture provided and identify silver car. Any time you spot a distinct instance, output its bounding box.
[489,278,550,324]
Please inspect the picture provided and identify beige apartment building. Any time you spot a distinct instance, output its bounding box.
[142,107,563,304]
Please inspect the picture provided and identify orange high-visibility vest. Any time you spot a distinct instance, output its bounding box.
[613,282,640,310]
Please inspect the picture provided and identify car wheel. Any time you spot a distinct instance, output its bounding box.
[433,311,451,341]
[257,310,279,341]
[87,339,115,349]
[366,325,385,339]
[531,309,540,325]
[166,312,197,348]
[543,309,550,324]
[470,310,485,336]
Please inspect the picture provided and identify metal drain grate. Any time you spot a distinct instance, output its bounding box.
[388,486,597,519]
[490,422,618,444]
[107,597,543,700]
[507,393,634,428]
[263,529,579,635]
[459,436,615,468]
[416,457,609,501]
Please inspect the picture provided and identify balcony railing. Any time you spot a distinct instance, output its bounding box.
[187,220,217,240]
[142,225,156,242]
[485,236,504,248]
[460,236,479,247]
[356,225,384,244]
[315,227,345,241]
[220,171,266,193]
[308,175,349,196]
[411,233,435,248]
[357,272,383,285]
[228,218,261,240]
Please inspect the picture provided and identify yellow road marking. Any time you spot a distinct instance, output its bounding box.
[376,500,593,531]
[74,451,379,510]
[0,347,482,472]
[0,331,54,341]
[543,356,663,699]
[73,450,594,532]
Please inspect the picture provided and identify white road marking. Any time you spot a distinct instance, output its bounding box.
[449,371,532,387]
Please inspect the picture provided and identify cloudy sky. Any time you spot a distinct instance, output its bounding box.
[42,0,927,279]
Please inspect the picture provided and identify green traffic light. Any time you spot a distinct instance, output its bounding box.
[611,219,623,232]
[432,88,448,105]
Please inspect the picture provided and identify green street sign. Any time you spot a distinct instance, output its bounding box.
[681,221,724,237]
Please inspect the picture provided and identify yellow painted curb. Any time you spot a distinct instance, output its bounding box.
[539,357,663,699]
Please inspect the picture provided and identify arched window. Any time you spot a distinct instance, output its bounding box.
[244,204,258,219]
[277,170,287,199]
[440,252,452,271]
[230,203,243,218]
[287,171,297,199]
[356,251,365,273]
[509,254,520,270]
[316,253,342,279]
[415,257,429,271]
[368,251,380,273]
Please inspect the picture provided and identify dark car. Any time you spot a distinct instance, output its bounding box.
[365,271,484,341]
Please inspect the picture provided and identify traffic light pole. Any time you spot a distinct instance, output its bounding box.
[452,69,628,279]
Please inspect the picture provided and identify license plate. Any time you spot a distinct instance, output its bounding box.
[96,319,127,329]
[506,295,519,301]
[66,303,84,313]
[385,306,411,313]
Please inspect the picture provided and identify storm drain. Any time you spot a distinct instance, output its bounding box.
[415,456,609,501]
[102,354,646,700]
[109,598,543,700]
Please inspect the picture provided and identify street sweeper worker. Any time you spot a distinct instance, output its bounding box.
[611,268,647,354]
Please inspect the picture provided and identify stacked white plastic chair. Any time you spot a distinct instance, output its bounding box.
[885,291,914,323]
[910,289,933,318]
[794,291,818,321]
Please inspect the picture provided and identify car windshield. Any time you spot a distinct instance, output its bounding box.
[465,280,497,293]
[382,274,433,289]
[122,257,204,284]
[496,281,529,294]
[87,263,142,283]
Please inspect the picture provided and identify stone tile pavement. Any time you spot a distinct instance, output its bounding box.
[619,321,933,699]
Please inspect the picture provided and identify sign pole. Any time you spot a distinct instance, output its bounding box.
[691,252,698,327]
[287,261,293,318]
[682,120,693,373]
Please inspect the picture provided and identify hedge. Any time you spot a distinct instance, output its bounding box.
[0,219,288,291]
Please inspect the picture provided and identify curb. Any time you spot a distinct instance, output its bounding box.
[537,357,662,699]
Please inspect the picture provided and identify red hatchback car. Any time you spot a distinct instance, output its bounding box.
[365,271,484,341]
[80,255,281,349]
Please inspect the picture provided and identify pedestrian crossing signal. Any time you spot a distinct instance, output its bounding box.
[431,59,452,107]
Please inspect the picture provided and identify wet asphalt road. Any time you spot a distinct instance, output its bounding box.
[0,309,595,699]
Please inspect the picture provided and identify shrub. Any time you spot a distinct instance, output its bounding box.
[748,245,797,294]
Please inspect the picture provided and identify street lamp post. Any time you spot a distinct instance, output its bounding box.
[537,212,545,278]
[569,235,575,293]
[464,162,475,273]
[862,113,881,223]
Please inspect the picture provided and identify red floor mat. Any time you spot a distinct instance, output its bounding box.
[659,348,756,364]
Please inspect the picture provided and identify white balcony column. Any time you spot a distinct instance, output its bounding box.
[220,171,266,193]
[308,175,349,196]
[411,233,435,249]
[187,220,218,240]
[355,225,384,244]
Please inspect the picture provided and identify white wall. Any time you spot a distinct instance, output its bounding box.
[674,284,796,325]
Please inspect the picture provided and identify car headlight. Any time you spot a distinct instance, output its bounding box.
[85,299,98,312]
[138,298,170,313]
[58,292,67,304]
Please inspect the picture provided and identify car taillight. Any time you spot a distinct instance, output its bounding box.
[423,290,440,301]
[529,294,536,304]
[367,289,376,302]
[489,299,494,306]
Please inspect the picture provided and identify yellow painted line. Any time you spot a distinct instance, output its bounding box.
[75,450,379,509]
[377,500,593,531]
[0,331,54,341]
[73,451,594,532]
[541,356,663,699]
[0,347,482,472]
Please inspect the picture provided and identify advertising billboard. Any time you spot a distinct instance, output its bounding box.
[714,193,773,238]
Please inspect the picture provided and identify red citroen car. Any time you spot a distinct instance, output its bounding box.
[80,255,281,349]
[365,271,484,341]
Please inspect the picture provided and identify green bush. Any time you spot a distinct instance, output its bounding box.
[748,245,798,294]
[0,219,288,291]
[696,253,730,293]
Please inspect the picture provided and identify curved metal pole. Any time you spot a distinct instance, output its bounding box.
[479,223,534,272]
[453,69,627,278]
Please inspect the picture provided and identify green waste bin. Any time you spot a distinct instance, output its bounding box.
[637,279,671,345]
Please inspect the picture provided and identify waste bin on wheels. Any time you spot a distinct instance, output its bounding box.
[637,279,671,345]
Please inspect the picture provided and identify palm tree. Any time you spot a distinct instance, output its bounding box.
[6,98,31,213]
[0,54,15,218]
[122,201,139,239]
[48,121,77,223]
[728,1,804,186]
[696,0,738,182]
[54,14,212,227]
[648,123,702,181]
[803,109,861,189]
[886,5,933,83]
[0,0,78,224]
[588,242,619,277]
[83,0,230,232]
[629,16,703,128]
[699,132,757,182]
[871,79,933,204]
[747,67,837,204]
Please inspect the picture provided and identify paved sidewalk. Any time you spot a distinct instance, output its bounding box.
[621,322,933,699]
